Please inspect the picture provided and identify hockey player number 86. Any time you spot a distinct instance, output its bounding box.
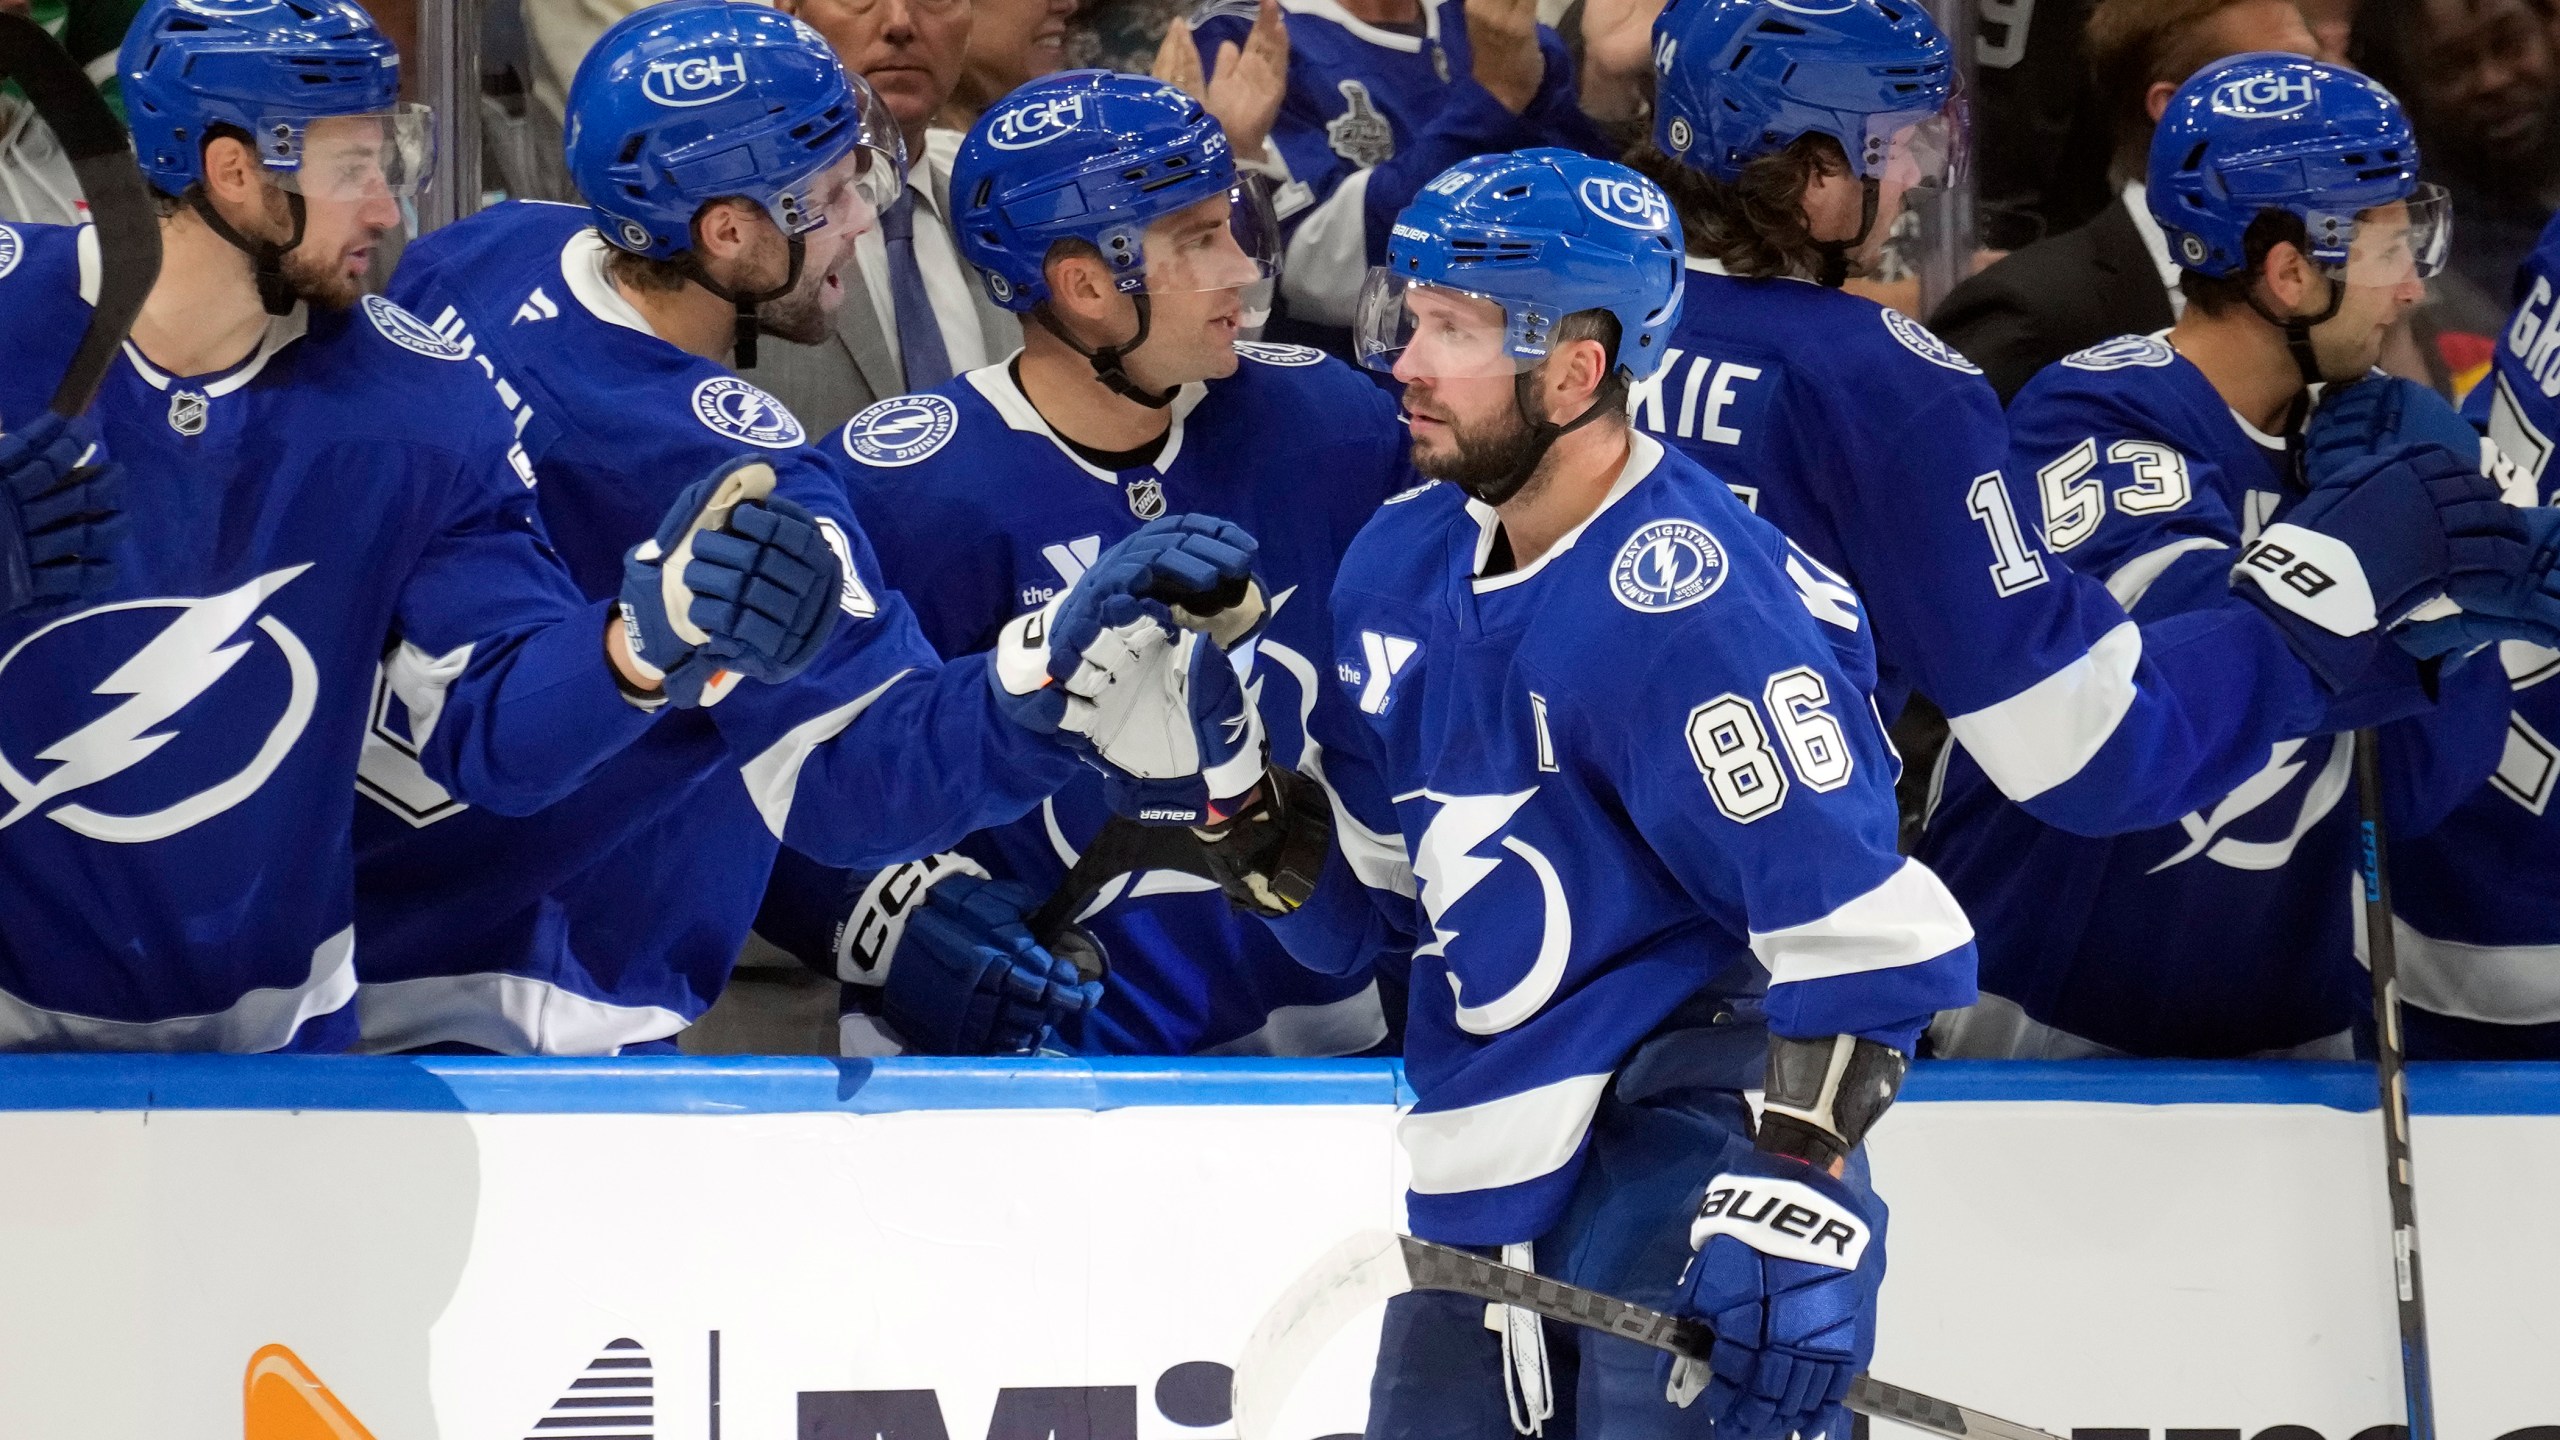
[1686,666,1856,824]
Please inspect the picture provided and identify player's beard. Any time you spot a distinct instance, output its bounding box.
[755,263,834,347]
[1412,398,1547,506]
[279,243,368,312]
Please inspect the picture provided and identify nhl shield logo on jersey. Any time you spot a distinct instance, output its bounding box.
[2064,335,2179,373]
[1327,80,1394,168]
[167,390,210,436]
[692,376,807,450]
[840,393,959,467]
[1610,519,1728,613]
[1126,476,1168,520]
[0,566,319,843]
[361,295,472,362]
[1879,308,1984,376]
[1234,341,1325,367]
[0,223,20,282]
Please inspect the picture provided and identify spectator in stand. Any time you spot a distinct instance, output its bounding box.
[934,0,1077,133]
[1932,0,2319,403]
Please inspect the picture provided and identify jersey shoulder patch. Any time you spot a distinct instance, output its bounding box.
[1878,307,1982,375]
[1234,340,1326,367]
[362,295,472,362]
[1609,518,1730,614]
[0,224,20,282]
[2062,334,2178,372]
[839,391,961,467]
[692,375,807,450]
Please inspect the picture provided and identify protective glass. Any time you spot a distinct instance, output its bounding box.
[1352,270,1547,379]
[1133,182,1280,322]
[2329,183,2452,287]
[262,104,436,199]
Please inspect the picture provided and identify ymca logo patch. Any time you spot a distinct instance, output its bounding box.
[0,224,19,282]
[1327,80,1394,168]
[839,393,958,467]
[692,376,806,450]
[1610,519,1727,613]
[2063,335,2178,373]
[1880,307,1982,375]
[362,295,471,361]
[1234,341,1325,367]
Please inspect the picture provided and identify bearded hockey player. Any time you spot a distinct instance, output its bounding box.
[755,71,1410,1057]
[1618,0,2537,840]
[1922,55,2529,1059]
[1181,149,1977,1440]
[0,0,845,1051]
[349,2,1266,1057]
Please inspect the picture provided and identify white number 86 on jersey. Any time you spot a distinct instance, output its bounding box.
[1686,665,1858,822]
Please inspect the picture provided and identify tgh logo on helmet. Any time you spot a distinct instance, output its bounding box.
[2209,71,2318,120]
[1578,175,1670,232]
[642,51,750,108]
[988,93,1088,150]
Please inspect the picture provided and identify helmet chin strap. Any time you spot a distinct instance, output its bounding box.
[2246,270,2346,445]
[189,186,305,317]
[1456,368,1618,508]
[682,231,806,371]
[1814,177,1881,290]
[1034,292,1178,409]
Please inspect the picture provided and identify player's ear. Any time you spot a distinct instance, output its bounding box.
[2258,239,2319,316]
[692,199,761,270]
[1043,244,1116,321]
[198,132,264,212]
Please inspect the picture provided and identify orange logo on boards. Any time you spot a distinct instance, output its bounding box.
[243,1344,379,1440]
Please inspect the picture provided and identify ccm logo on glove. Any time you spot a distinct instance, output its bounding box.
[1690,1177,1872,1270]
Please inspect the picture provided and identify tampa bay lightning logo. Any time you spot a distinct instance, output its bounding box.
[0,567,319,843]
[691,376,806,450]
[0,224,19,282]
[2064,335,2178,373]
[362,295,470,362]
[840,393,959,467]
[1577,174,1672,233]
[1407,788,1574,1036]
[1234,341,1325,367]
[1880,307,1983,375]
[1610,519,1727,613]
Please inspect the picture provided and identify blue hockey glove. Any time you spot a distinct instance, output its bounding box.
[2306,376,2487,489]
[2232,444,2529,683]
[831,855,1103,1055]
[1661,1151,1885,1440]
[619,457,844,707]
[2401,504,2560,657]
[0,412,125,616]
[991,514,1271,826]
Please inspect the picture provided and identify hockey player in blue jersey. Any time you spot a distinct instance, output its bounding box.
[0,0,846,1051]
[753,70,1411,1058]
[2380,210,2560,1057]
[1187,0,1611,354]
[352,5,1267,1055]
[1610,0,2539,846]
[1921,55,2528,1058]
[1181,150,1977,1440]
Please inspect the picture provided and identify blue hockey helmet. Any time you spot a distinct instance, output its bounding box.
[1356,149,1683,385]
[1651,0,1960,187]
[950,69,1276,316]
[122,0,432,201]
[564,0,904,262]
[2148,54,2446,286]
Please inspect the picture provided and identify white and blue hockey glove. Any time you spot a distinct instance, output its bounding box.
[832,855,1103,1055]
[619,456,844,707]
[2232,444,2535,681]
[2305,375,2491,489]
[0,412,125,616]
[991,514,1271,827]
[1662,1152,1885,1440]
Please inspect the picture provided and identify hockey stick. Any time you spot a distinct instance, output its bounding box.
[2352,728,2437,1438]
[1233,1231,2062,1440]
[0,11,160,419]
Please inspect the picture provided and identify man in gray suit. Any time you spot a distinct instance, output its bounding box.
[761,0,1019,431]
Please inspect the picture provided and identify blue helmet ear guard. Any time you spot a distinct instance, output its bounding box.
[1650,0,1954,186]
[121,0,420,313]
[1362,149,1685,504]
[563,0,906,367]
[950,70,1271,407]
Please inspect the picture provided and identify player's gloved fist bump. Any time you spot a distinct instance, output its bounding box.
[2403,504,2560,658]
[2232,444,2528,680]
[1663,1151,1885,1440]
[0,412,127,616]
[619,456,845,707]
[837,855,1102,1055]
[2305,375,2489,490]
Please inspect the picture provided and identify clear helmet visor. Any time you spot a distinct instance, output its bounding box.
[776,140,902,241]
[262,104,436,200]
[2325,183,2453,288]
[1858,101,1966,192]
[1128,180,1281,326]
[1352,269,1549,379]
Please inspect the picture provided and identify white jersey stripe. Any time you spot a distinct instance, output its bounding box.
[1401,1070,1612,1197]
[355,970,687,1055]
[1749,856,1974,986]
[739,670,913,840]
[0,925,354,1052]
[1943,620,2144,802]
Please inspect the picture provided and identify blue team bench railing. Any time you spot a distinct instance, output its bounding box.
[0,1054,2555,1115]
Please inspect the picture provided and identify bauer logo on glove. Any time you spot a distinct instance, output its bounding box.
[1691,1175,1873,1269]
